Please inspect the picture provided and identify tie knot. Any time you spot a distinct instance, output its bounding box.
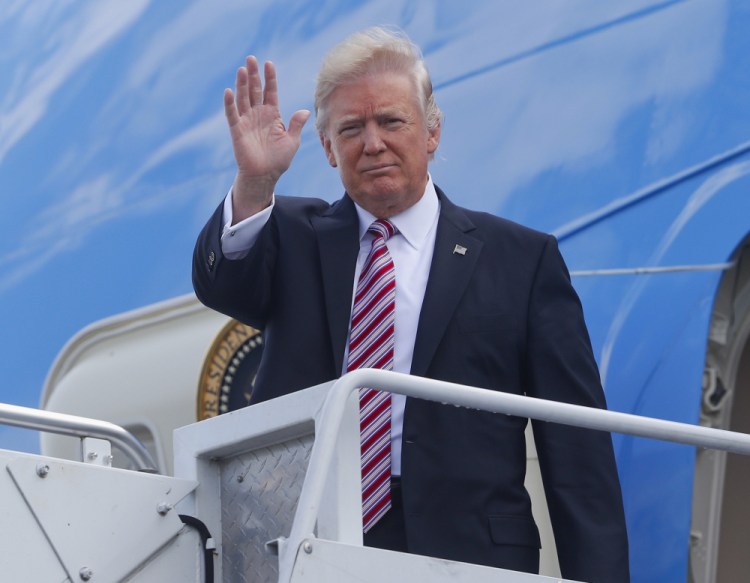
[368,219,396,242]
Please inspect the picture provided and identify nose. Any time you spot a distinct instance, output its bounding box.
[362,123,386,155]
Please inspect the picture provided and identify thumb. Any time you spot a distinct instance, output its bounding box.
[287,109,311,140]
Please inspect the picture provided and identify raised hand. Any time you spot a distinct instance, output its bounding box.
[224,56,310,222]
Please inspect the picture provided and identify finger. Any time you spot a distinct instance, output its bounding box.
[235,65,250,116]
[263,61,279,108]
[246,55,263,107]
[287,109,311,140]
[224,88,239,127]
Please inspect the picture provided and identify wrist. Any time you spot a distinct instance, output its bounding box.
[231,173,276,223]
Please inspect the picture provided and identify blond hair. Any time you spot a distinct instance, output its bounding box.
[314,26,443,137]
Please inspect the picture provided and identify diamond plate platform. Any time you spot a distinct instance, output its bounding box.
[220,435,314,583]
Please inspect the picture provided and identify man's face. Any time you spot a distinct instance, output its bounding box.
[320,72,440,218]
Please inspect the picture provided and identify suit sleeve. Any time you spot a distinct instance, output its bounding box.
[192,200,279,330]
[525,236,630,582]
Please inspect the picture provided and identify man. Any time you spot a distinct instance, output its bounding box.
[194,27,629,581]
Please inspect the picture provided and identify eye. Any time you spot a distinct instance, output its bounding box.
[338,123,361,136]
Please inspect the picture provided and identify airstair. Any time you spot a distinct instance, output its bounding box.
[3,369,750,582]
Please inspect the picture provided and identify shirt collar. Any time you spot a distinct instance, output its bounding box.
[353,175,440,250]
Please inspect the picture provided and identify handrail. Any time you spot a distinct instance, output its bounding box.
[0,402,158,473]
[570,261,734,277]
[278,368,750,582]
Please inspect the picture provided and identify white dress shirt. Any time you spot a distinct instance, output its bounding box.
[220,177,441,475]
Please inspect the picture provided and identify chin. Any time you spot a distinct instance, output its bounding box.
[369,197,417,219]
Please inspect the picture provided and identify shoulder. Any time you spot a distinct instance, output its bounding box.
[468,208,550,243]
[270,194,353,228]
[436,186,553,250]
[273,194,335,216]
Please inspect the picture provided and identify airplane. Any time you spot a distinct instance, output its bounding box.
[7,1,750,581]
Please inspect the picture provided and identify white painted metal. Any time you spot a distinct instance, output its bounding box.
[278,369,750,583]
[288,538,578,582]
[172,370,750,582]
[4,451,197,583]
[40,293,229,474]
[0,450,69,581]
[174,382,362,582]
[81,437,112,467]
[119,528,205,583]
[0,402,157,471]
[172,379,577,582]
[5,369,750,582]
[524,425,561,577]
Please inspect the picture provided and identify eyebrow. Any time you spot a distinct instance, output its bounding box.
[334,107,411,127]
[335,115,362,127]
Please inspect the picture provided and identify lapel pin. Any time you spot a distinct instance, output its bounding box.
[453,244,467,256]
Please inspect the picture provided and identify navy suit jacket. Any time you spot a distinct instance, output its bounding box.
[193,186,629,581]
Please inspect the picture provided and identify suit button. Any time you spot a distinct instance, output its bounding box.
[207,250,216,271]
[404,435,417,444]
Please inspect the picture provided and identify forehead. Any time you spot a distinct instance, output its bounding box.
[327,72,421,122]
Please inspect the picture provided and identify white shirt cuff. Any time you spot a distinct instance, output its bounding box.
[221,190,275,259]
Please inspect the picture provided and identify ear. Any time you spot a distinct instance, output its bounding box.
[319,133,338,168]
[426,121,441,155]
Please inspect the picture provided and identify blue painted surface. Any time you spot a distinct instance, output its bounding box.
[1,1,748,580]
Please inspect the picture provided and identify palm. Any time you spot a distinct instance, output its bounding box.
[224,57,310,200]
[228,95,299,180]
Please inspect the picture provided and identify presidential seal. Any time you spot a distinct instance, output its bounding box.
[197,319,263,420]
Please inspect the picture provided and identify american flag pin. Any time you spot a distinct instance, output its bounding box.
[453,244,467,256]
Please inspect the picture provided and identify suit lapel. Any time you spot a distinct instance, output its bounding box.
[411,189,483,377]
[311,195,360,375]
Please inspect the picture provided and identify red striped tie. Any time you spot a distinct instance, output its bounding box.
[347,219,396,533]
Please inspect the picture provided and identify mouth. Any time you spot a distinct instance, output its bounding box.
[362,163,396,174]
